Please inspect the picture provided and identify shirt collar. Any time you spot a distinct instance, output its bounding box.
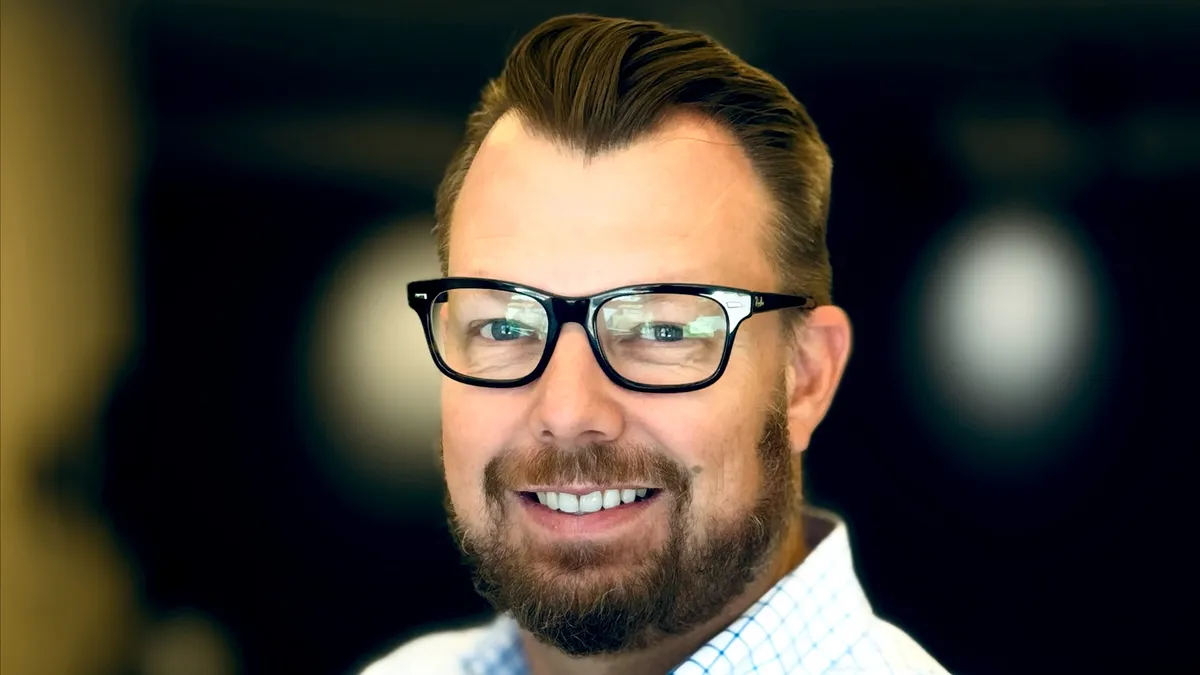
[462,507,872,675]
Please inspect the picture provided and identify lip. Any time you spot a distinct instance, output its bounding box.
[514,490,664,539]
[519,485,657,493]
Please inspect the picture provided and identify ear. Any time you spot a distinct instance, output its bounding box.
[784,305,853,453]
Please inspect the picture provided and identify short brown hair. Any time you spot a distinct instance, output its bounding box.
[434,14,834,305]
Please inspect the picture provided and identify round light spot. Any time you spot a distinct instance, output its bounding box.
[305,216,444,511]
[903,206,1114,479]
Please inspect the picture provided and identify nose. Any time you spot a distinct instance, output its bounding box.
[528,325,625,447]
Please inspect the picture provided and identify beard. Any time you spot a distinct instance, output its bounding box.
[445,396,797,657]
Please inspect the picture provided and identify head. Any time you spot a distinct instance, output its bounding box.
[431,14,851,656]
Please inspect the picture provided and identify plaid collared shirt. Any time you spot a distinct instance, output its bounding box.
[363,509,949,674]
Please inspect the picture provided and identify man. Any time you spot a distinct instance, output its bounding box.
[365,13,949,675]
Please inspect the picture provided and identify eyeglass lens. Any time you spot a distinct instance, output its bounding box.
[429,288,729,386]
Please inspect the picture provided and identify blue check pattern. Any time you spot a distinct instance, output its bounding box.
[363,508,949,674]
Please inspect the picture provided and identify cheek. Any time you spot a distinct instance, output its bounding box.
[643,395,769,522]
[440,386,526,517]
[700,426,767,522]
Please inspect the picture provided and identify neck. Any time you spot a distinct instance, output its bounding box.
[521,515,809,675]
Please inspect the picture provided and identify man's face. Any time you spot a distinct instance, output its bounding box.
[441,112,798,655]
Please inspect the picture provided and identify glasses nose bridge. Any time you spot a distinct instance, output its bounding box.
[549,296,595,331]
[544,295,609,382]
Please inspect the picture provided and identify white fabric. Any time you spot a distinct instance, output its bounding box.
[363,509,950,674]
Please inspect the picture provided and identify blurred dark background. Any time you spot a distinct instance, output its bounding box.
[3,1,1198,674]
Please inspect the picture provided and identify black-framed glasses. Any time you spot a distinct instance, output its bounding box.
[407,277,816,393]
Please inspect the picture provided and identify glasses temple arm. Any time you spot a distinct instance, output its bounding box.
[752,292,816,313]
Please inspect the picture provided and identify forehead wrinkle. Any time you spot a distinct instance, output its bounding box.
[691,174,744,234]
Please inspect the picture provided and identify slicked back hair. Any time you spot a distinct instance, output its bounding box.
[435,14,834,306]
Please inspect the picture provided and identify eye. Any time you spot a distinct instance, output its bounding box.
[640,323,685,342]
[478,319,534,341]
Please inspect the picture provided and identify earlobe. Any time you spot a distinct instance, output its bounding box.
[785,305,853,452]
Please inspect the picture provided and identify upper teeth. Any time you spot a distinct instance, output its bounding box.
[536,488,650,514]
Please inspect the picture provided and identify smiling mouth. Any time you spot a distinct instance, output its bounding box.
[519,488,660,515]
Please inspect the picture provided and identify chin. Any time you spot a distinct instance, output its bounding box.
[522,537,667,577]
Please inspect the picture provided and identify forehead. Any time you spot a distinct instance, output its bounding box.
[449,112,777,295]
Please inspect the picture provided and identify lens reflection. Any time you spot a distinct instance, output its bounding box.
[596,294,728,386]
[432,289,549,381]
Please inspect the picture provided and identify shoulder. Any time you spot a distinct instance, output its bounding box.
[359,623,493,675]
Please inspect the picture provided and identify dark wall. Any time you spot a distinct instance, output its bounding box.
[100,3,1199,674]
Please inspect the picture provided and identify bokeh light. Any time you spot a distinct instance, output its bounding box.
[902,205,1116,480]
[305,216,444,512]
[139,608,238,675]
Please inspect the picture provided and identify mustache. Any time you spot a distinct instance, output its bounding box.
[483,443,692,503]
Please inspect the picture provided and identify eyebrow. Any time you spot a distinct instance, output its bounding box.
[451,270,731,293]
